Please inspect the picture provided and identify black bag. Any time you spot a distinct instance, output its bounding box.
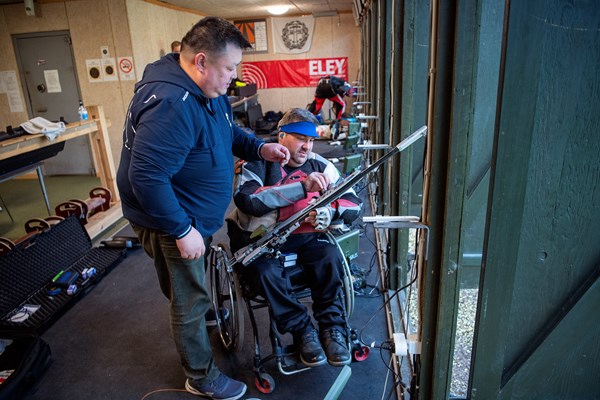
[0,329,52,400]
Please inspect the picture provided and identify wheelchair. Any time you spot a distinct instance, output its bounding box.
[208,222,370,394]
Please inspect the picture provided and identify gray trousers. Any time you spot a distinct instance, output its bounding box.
[132,224,219,385]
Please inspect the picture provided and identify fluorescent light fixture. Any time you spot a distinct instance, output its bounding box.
[266,5,290,15]
[313,10,338,17]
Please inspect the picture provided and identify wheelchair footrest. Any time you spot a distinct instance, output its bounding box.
[279,344,299,363]
[277,344,307,372]
[278,356,311,375]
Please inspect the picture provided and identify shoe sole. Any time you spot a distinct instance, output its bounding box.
[327,357,352,367]
[185,380,247,400]
[299,354,328,367]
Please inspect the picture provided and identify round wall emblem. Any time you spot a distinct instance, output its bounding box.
[281,20,309,50]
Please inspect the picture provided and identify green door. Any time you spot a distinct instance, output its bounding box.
[470,1,600,398]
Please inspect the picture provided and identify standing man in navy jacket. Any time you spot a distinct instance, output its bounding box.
[117,17,289,400]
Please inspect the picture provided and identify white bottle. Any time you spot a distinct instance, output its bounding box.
[78,100,89,121]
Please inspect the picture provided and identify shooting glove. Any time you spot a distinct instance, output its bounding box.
[313,206,334,230]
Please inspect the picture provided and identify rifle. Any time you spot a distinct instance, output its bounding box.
[230,125,427,267]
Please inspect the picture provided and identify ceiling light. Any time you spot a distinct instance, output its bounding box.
[313,10,338,17]
[266,5,290,15]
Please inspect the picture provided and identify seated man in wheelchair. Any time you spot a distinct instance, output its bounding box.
[227,107,362,367]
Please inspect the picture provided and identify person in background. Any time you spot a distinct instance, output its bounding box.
[117,17,290,400]
[170,40,181,53]
[227,107,362,368]
[307,75,355,121]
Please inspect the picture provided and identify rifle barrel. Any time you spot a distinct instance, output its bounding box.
[232,125,427,266]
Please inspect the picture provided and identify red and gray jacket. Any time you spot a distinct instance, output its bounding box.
[229,152,362,238]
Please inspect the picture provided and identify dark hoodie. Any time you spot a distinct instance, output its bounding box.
[116,53,264,238]
[315,75,353,98]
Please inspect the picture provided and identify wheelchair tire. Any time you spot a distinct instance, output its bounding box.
[326,232,355,317]
[353,345,370,362]
[255,372,276,394]
[209,243,245,352]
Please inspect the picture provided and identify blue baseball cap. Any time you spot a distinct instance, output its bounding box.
[279,121,319,138]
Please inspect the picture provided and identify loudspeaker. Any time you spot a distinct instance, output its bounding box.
[24,0,36,17]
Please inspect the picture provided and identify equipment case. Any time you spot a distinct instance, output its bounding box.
[0,216,126,398]
[0,216,125,400]
[0,215,126,332]
[0,329,51,400]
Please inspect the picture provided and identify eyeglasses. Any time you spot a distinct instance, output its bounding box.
[287,133,315,143]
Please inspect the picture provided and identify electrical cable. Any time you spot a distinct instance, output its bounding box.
[379,354,394,400]
[356,268,418,349]
[352,250,381,297]
[349,218,382,297]
[377,340,408,400]
[379,340,397,377]
[140,388,187,399]
[367,248,383,296]
[358,225,378,254]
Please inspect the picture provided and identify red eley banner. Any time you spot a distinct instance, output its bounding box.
[241,57,348,89]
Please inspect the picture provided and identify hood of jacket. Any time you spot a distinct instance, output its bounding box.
[134,53,205,100]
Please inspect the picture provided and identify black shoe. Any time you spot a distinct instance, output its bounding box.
[320,327,351,366]
[294,326,327,367]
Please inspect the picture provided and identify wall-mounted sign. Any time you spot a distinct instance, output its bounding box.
[117,56,136,81]
[242,57,348,89]
[1,70,24,112]
[235,19,268,53]
[271,16,315,54]
[86,59,102,83]
[43,69,62,93]
[101,58,118,81]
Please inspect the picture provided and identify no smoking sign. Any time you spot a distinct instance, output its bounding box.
[118,56,136,81]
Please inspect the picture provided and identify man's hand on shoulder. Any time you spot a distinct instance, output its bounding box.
[261,143,290,166]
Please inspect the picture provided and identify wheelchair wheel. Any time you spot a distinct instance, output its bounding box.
[353,344,370,362]
[326,232,355,317]
[255,372,276,394]
[209,243,245,352]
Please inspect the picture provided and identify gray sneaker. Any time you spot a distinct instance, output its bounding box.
[185,373,247,400]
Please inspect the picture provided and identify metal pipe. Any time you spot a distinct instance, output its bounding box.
[369,183,406,400]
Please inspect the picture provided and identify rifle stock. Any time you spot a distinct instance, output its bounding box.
[231,125,427,267]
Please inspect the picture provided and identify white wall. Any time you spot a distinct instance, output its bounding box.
[126,0,201,81]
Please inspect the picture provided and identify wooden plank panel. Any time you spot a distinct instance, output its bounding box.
[471,1,600,397]
[502,0,600,371]
[0,122,97,161]
[500,273,600,399]
[85,202,123,240]
[87,105,119,202]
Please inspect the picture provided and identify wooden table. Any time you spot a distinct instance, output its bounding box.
[0,105,122,239]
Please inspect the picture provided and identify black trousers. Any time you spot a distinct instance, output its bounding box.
[243,233,346,335]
